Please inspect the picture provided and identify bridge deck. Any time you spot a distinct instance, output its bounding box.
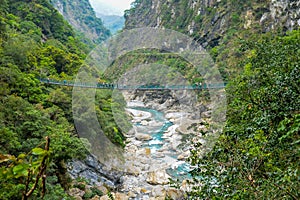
[39,79,226,90]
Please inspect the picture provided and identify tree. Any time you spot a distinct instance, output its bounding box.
[0,137,51,200]
[187,30,300,199]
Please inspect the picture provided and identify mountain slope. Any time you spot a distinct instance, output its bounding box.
[125,0,300,47]
[50,0,110,43]
[123,0,300,199]
[124,0,299,81]
[0,0,128,199]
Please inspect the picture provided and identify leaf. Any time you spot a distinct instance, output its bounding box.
[17,153,26,159]
[32,147,46,155]
[13,164,29,177]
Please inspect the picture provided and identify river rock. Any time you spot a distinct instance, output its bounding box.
[125,165,141,176]
[135,133,152,141]
[181,179,192,192]
[125,128,135,136]
[100,195,110,200]
[115,192,129,200]
[100,192,124,200]
[177,154,185,161]
[151,197,165,200]
[127,100,145,107]
[201,110,211,118]
[68,188,85,198]
[153,153,165,158]
[166,188,184,199]
[141,120,149,125]
[125,144,138,153]
[96,185,108,195]
[146,170,171,185]
[90,195,100,200]
[135,148,149,157]
[177,151,190,160]
[127,191,137,198]
[141,188,151,194]
[151,186,166,197]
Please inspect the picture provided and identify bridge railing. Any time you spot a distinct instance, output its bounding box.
[39,78,226,90]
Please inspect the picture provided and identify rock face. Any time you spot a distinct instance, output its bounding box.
[68,154,123,188]
[125,0,300,48]
[123,89,202,117]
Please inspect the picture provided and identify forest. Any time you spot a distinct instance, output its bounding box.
[0,0,128,199]
[0,0,299,199]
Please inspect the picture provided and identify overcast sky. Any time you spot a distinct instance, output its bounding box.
[89,0,134,15]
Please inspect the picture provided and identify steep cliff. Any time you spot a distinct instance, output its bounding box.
[123,1,300,199]
[50,0,110,43]
[125,0,299,48]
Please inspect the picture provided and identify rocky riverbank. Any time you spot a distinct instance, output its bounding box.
[112,91,213,198]
[119,103,189,199]
[67,88,215,199]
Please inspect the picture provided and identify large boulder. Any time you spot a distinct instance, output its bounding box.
[146,169,171,185]
[135,133,152,141]
[115,192,129,200]
[68,188,85,198]
[166,188,184,200]
[151,186,166,198]
[177,151,190,161]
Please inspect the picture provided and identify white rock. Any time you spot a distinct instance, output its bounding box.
[127,100,145,107]
[141,120,149,126]
[135,133,152,141]
[166,188,183,199]
[177,151,190,160]
[151,186,166,197]
[146,170,171,185]
[127,191,137,198]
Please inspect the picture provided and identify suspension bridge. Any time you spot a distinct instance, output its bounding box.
[40,78,226,90]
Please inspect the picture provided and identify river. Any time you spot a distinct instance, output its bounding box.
[130,107,191,179]
[120,105,192,197]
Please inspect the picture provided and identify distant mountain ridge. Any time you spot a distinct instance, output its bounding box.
[97,14,125,34]
[89,0,125,16]
[88,0,126,34]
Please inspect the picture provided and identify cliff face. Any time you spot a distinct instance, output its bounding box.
[50,0,110,43]
[125,0,300,47]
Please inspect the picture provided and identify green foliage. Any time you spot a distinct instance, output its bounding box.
[104,49,203,86]
[0,0,126,199]
[8,0,74,42]
[49,0,110,44]
[0,138,51,200]
[95,90,130,147]
[187,30,300,199]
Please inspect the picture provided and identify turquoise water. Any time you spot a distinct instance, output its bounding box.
[130,107,191,179]
[131,107,172,149]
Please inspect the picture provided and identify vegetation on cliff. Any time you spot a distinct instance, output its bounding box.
[188,29,299,199]
[50,0,111,45]
[0,0,299,198]
[0,0,128,199]
[125,0,299,199]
